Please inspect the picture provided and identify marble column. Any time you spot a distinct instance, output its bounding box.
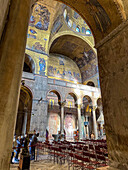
[0,0,32,169]
[100,123,104,137]
[85,115,89,139]
[77,104,82,140]
[29,75,48,141]
[36,100,48,141]
[92,106,98,139]
[60,101,66,134]
[99,108,104,138]
[22,108,28,135]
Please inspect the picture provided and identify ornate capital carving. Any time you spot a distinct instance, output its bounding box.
[92,105,97,110]
[77,104,82,109]
[60,100,66,107]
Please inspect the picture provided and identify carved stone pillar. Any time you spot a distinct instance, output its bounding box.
[96,20,128,169]
[92,106,98,139]
[100,123,104,137]
[22,107,28,135]
[85,115,89,139]
[0,0,32,169]
[60,101,66,134]
[77,104,82,140]
[98,108,104,138]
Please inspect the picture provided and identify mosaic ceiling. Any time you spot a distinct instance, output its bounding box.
[54,0,126,43]
[49,35,98,82]
[26,0,99,83]
[63,5,92,36]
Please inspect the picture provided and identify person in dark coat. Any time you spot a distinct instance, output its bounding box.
[31,130,37,160]
[46,129,49,142]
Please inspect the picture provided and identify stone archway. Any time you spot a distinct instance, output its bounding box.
[23,54,35,73]
[15,85,33,136]
[86,81,95,87]
[82,95,93,138]
[49,34,97,84]
[65,92,78,141]
[0,0,126,44]
[47,90,62,140]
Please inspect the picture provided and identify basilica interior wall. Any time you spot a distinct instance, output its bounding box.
[48,53,82,83]
[21,69,101,141]
[25,49,48,76]
[49,4,94,46]
[13,0,106,143]
[97,21,128,170]
[83,73,100,87]
[24,0,100,88]
[21,0,128,167]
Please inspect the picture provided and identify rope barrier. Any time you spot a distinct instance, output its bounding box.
[12,144,37,149]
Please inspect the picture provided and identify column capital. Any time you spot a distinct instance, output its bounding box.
[60,100,66,107]
[98,105,103,112]
[92,105,97,110]
[24,106,28,111]
[76,104,82,109]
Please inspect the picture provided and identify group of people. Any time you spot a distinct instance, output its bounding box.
[11,130,38,164]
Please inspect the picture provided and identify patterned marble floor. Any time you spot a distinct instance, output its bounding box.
[10,161,68,170]
[10,154,109,170]
[10,162,109,170]
[10,154,68,170]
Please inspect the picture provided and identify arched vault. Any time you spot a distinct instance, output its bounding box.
[36,0,126,43]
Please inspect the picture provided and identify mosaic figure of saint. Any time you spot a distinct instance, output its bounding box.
[57,70,60,76]
[35,18,43,30]
[33,42,45,52]
[39,58,46,75]
[85,0,111,33]
[48,66,53,75]
[63,71,65,76]
[30,29,37,34]
[31,3,50,31]
[29,16,35,26]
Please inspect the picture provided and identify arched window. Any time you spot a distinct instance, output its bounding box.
[73,23,76,29]
[86,29,91,35]
[87,81,95,87]
[66,15,69,22]
[76,26,80,32]
[23,54,35,73]
[74,11,79,19]
[63,9,67,19]
[68,19,72,27]
[23,63,31,73]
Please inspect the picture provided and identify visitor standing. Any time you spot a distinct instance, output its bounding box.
[31,130,37,160]
[15,136,21,162]
[10,136,17,163]
[46,129,49,142]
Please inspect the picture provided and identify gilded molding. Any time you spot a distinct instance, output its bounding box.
[60,100,66,107]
